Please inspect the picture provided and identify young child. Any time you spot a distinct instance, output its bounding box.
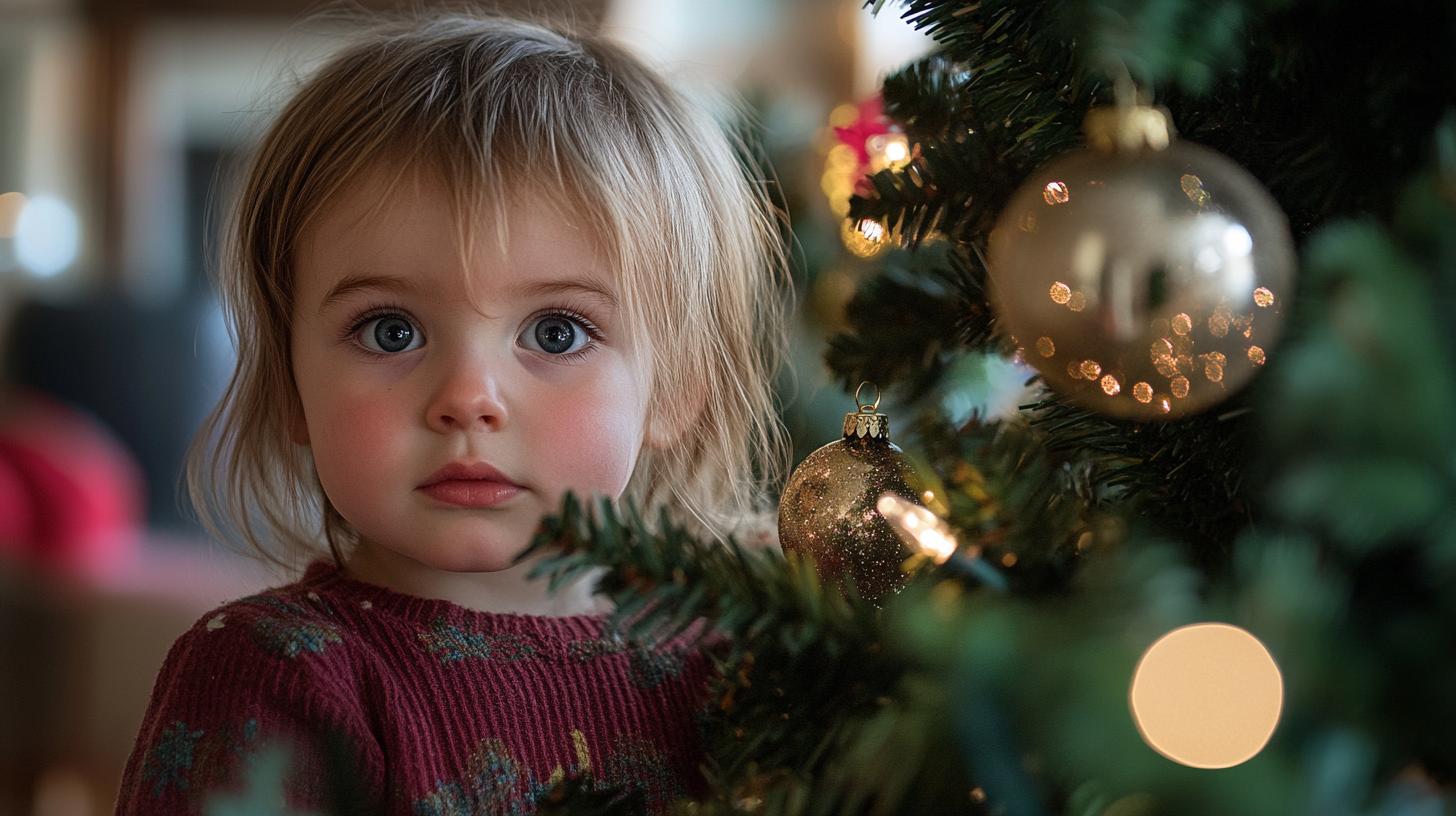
[115,11,791,814]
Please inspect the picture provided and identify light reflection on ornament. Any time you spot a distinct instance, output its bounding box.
[1223,224,1254,257]
[1180,173,1210,207]
[1129,623,1283,769]
[877,493,964,564]
[842,218,888,258]
[1043,180,1070,206]
[1155,394,1172,413]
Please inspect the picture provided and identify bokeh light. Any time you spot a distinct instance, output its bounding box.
[1129,622,1283,769]
[15,194,81,277]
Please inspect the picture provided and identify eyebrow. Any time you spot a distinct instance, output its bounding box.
[318,272,618,315]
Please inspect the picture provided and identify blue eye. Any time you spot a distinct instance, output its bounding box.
[357,314,422,354]
[521,312,597,357]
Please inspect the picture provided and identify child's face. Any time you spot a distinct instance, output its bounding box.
[289,163,650,575]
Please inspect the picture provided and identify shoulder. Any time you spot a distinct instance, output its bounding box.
[146,581,366,720]
[120,584,385,813]
[176,582,353,664]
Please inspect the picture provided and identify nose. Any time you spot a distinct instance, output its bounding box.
[425,351,509,433]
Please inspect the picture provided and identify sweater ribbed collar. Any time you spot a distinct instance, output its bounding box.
[298,557,612,640]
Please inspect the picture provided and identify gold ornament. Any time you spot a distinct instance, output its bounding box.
[988,104,1296,420]
[777,383,923,603]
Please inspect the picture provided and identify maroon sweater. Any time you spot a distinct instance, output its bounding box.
[115,558,718,814]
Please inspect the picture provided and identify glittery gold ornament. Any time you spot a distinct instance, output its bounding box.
[777,383,923,603]
[988,104,1296,420]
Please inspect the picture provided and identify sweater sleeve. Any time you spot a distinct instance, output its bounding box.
[114,598,385,815]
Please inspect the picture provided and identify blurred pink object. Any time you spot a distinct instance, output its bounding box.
[0,387,144,577]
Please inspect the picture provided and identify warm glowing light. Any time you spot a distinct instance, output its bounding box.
[843,218,888,258]
[1100,375,1120,396]
[1155,394,1172,414]
[1204,363,1224,383]
[1042,180,1070,205]
[1036,336,1056,357]
[1129,623,1283,769]
[1248,346,1266,365]
[1000,552,1017,567]
[882,135,910,165]
[1171,313,1192,336]
[1133,382,1153,403]
[1049,282,1071,304]
[1067,292,1086,312]
[1253,287,1275,308]
[877,493,962,564]
[1067,361,1084,380]
[1170,376,1191,399]
[1080,359,1102,379]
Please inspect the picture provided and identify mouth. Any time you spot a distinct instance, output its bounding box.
[417,479,525,509]
[417,460,525,508]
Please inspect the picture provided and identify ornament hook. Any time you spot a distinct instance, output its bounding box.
[854,381,882,413]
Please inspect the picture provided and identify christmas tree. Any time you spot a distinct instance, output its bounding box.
[524,0,1456,814]
[205,1,1456,812]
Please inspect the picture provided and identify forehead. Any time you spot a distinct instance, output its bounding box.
[294,160,615,307]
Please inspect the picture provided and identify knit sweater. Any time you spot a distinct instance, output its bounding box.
[114,558,719,815]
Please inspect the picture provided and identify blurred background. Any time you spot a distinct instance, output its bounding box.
[0,0,959,811]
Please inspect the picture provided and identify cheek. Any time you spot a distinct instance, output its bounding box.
[534,383,643,499]
[303,383,410,506]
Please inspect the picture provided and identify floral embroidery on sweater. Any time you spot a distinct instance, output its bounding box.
[242,595,344,659]
[567,635,688,689]
[417,619,539,663]
[141,720,205,796]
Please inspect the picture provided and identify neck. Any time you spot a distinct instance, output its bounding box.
[343,541,612,617]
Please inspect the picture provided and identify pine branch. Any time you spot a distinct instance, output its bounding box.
[824,242,998,403]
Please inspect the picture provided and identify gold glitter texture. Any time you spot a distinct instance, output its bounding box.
[1043,180,1070,205]
[778,394,923,605]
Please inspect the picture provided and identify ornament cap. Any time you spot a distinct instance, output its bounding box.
[843,381,891,441]
[1084,104,1174,153]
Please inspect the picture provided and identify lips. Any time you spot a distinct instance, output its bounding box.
[417,461,525,509]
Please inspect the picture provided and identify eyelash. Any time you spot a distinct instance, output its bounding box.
[338,300,606,363]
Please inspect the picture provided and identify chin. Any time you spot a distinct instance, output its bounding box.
[425,539,533,574]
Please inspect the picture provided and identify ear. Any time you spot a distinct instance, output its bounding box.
[644,387,705,451]
[288,398,311,446]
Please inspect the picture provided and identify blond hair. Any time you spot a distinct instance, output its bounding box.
[184,10,793,573]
